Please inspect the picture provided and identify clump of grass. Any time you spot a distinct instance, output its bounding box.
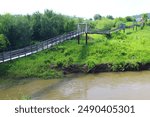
[20,95,31,100]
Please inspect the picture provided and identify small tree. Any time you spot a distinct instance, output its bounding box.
[106,15,114,20]
[94,14,102,20]
[142,13,148,24]
[125,16,133,22]
[0,34,9,51]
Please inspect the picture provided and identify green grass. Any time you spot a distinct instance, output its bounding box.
[0,26,150,81]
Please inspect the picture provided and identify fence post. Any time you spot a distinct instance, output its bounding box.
[78,34,80,44]
[85,33,88,45]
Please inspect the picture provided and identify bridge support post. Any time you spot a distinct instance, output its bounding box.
[85,33,88,45]
[77,35,80,44]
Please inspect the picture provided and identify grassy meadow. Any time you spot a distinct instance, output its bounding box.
[0,26,150,81]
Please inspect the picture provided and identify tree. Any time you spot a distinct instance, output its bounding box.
[106,15,114,20]
[32,12,42,41]
[0,34,9,51]
[94,14,102,20]
[93,18,115,30]
[0,11,81,51]
[125,16,133,22]
[142,13,148,24]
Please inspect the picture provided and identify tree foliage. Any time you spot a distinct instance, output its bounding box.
[90,18,115,30]
[94,14,102,20]
[125,16,133,22]
[0,34,9,51]
[106,15,114,20]
[142,13,148,23]
[0,10,83,50]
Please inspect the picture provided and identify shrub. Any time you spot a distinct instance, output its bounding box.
[112,32,127,40]
[93,18,115,30]
[0,34,9,51]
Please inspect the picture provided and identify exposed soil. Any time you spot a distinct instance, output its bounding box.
[62,63,150,74]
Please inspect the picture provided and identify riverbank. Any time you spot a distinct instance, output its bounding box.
[0,26,150,82]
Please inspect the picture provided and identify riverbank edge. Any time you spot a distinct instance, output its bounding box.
[62,62,150,74]
[0,62,150,87]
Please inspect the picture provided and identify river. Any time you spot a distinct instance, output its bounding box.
[0,71,150,100]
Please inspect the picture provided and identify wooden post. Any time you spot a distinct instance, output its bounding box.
[77,34,80,44]
[85,33,88,45]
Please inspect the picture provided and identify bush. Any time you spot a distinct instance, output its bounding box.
[0,34,9,51]
[85,57,98,71]
[125,16,134,22]
[93,18,115,30]
[112,32,127,40]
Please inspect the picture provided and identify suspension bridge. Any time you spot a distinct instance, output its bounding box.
[0,23,139,63]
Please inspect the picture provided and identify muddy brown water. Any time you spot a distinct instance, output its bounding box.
[0,71,150,100]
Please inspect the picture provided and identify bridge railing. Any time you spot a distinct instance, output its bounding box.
[88,24,140,34]
[0,30,84,63]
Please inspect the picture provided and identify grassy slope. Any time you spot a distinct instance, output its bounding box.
[0,26,150,80]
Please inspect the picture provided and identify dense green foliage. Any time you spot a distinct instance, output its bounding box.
[94,14,102,20]
[106,15,114,20]
[0,34,9,51]
[90,18,115,30]
[125,16,134,22]
[0,26,150,80]
[142,13,148,23]
[90,16,136,31]
[0,10,83,50]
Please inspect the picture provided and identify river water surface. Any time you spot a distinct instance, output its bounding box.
[0,71,150,100]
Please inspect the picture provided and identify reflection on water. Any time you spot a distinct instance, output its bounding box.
[0,71,150,100]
